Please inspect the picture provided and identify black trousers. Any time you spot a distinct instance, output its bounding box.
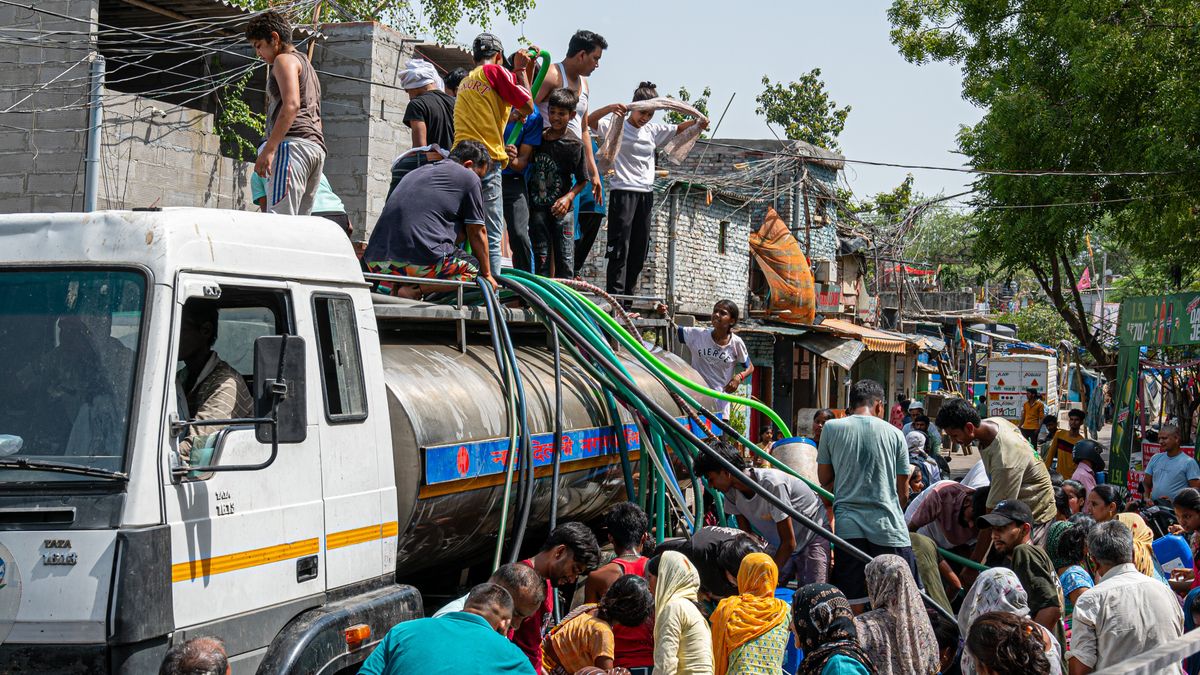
[605,189,653,294]
[529,205,573,278]
[502,174,533,273]
[573,211,605,276]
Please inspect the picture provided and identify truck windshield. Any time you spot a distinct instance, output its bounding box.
[0,269,146,482]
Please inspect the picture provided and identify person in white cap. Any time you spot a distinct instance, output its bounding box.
[390,58,455,195]
[902,400,942,448]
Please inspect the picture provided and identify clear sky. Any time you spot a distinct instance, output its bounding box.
[437,0,983,201]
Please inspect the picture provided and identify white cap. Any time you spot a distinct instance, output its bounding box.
[907,400,925,411]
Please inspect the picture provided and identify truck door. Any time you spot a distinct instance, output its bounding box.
[302,287,394,590]
[163,276,325,661]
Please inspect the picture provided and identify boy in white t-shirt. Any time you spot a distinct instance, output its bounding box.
[676,299,752,417]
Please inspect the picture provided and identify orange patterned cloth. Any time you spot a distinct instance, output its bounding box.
[709,553,790,675]
[749,208,816,324]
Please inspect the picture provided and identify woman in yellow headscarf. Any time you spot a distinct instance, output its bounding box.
[709,552,791,675]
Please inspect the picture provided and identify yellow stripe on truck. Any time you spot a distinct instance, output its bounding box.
[171,538,320,583]
[326,521,400,550]
[171,522,400,582]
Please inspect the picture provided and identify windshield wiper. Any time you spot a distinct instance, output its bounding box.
[0,458,127,480]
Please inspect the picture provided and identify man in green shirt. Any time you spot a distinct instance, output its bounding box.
[359,583,535,675]
[978,499,1066,652]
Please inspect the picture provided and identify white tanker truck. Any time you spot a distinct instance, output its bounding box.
[0,209,699,674]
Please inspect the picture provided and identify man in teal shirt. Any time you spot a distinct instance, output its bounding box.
[359,583,534,675]
[817,378,916,610]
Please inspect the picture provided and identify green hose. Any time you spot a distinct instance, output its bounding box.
[511,273,989,572]
[505,49,552,145]
[535,274,792,436]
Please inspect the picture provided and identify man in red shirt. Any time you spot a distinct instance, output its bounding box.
[514,522,601,671]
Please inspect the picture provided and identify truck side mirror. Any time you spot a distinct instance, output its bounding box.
[254,335,307,444]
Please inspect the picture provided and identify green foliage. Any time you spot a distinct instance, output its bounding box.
[995,304,1073,348]
[886,0,1200,367]
[232,0,535,42]
[665,85,711,137]
[216,69,264,162]
[755,70,850,150]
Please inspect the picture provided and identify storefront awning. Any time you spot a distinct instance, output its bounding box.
[795,332,866,371]
[818,318,909,354]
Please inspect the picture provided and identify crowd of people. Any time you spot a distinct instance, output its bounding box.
[157,377,1200,675]
[243,10,708,300]
[349,383,1193,674]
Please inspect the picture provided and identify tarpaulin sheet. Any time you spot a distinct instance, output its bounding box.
[749,207,815,324]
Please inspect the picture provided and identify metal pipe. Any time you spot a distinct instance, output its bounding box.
[84,54,105,212]
[666,185,679,310]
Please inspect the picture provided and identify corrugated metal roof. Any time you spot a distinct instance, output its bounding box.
[817,318,909,354]
[414,43,475,76]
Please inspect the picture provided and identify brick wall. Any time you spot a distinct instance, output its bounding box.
[577,184,751,317]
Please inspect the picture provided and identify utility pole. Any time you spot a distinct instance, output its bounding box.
[84,53,106,212]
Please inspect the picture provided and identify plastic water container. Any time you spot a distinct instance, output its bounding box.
[1153,534,1194,573]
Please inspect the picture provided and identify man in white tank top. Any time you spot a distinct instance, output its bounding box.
[534,30,607,205]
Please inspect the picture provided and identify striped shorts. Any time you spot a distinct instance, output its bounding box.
[267,137,325,216]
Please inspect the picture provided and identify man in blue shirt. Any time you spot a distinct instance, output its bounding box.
[359,582,534,675]
[1144,423,1200,502]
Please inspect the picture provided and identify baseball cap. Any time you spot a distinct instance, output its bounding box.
[472,32,504,60]
[976,499,1033,528]
[907,400,925,411]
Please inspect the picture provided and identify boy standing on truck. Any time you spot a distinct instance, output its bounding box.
[526,88,589,277]
[363,141,495,298]
[246,10,326,216]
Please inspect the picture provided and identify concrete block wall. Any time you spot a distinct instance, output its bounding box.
[0,0,99,213]
[94,89,254,210]
[0,11,418,226]
[314,22,414,244]
[577,185,751,317]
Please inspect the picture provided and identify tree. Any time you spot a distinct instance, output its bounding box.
[664,85,711,136]
[995,304,1073,349]
[887,0,1200,371]
[755,69,851,150]
[233,0,535,42]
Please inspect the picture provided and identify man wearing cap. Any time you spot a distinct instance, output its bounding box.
[389,58,456,196]
[979,498,1065,642]
[454,33,537,276]
[902,400,942,447]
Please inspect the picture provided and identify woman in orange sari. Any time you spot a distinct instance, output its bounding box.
[709,552,791,675]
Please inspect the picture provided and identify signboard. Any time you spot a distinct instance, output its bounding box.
[423,416,718,485]
[1118,292,1200,347]
[815,284,842,313]
[988,393,1026,421]
[1127,442,1198,499]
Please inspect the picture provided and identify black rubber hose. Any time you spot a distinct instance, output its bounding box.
[497,275,956,623]
[478,278,519,567]
[484,281,536,563]
[550,324,563,531]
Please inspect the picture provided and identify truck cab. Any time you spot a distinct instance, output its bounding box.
[0,210,412,673]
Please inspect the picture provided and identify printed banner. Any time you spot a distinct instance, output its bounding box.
[423,416,718,485]
[1118,292,1200,347]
